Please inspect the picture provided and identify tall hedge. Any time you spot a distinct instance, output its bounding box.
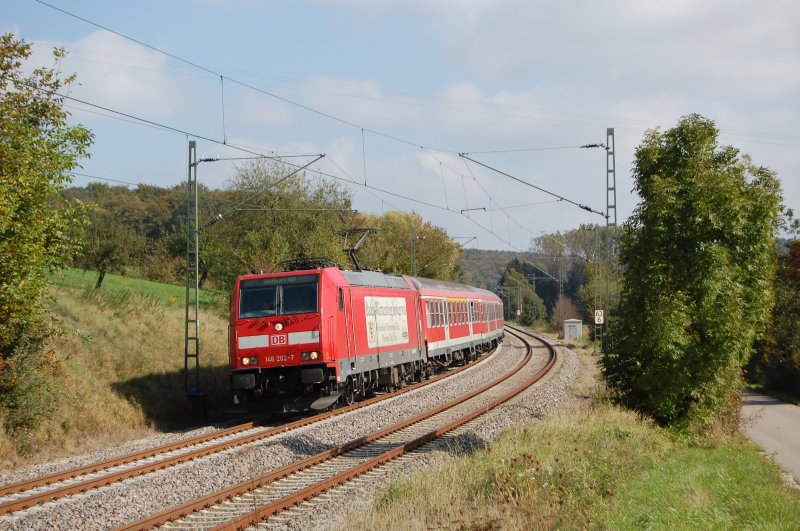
[601,115,782,430]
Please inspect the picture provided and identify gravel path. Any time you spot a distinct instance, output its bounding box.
[0,336,543,531]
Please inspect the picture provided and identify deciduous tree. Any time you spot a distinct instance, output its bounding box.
[0,34,92,433]
[78,210,145,288]
[753,241,800,394]
[499,267,546,326]
[601,114,782,431]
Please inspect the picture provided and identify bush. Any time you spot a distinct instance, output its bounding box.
[0,334,61,443]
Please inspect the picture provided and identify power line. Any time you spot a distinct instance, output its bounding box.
[32,0,458,155]
[422,147,537,248]
[487,199,561,211]
[30,0,575,251]
[33,0,219,77]
[23,78,322,169]
[211,155,317,161]
[459,154,608,219]
[68,171,140,187]
[33,0,800,161]
[65,103,178,133]
[465,145,584,155]
[45,36,800,146]
[53,77,523,246]
[203,155,325,228]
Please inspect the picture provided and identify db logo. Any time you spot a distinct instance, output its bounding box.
[270,334,288,346]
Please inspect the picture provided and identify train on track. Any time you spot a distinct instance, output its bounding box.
[228,264,504,412]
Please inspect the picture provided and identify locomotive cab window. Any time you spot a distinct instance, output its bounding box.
[239,274,319,319]
[239,285,277,318]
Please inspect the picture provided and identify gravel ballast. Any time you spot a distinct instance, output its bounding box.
[0,332,578,530]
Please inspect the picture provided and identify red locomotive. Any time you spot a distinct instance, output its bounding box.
[228,266,504,411]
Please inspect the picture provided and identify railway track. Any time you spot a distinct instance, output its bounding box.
[120,327,554,530]
[0,347,495,516]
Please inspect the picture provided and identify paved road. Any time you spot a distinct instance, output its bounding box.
[740,390,800,486]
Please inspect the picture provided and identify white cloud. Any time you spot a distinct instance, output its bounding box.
[33,31,185,119]
[228,86,295,128]
[424,0,800,102]
[12,0,798,248]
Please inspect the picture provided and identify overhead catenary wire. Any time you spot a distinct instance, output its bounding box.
[421,146,546,250]
[459,153,608,219]
[31,1,530,240]
[202,154,325,229]
[29,0,580,251]
[220,75,227,144]
[65,84,517,247]
[37,79,529,250]
[465,145,585,155]
[439,161,449,210]
[22,78,329,177]
[361,128,367,186]
[32,0,459,154]
[68,171,140,187]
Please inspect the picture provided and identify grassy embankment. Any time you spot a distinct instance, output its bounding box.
[344,336,800,529]
[0,269,231,471]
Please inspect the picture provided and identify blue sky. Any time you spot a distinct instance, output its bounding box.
[5,0,799,251]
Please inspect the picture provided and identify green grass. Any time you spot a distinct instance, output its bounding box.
[596,441,800,529]
[0,273,232,470]
[49,268,227,311]
[344,401,800,530]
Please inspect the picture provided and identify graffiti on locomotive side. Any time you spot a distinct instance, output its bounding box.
[364,296,409,348]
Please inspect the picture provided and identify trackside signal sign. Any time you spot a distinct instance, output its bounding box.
[595,310,604,325]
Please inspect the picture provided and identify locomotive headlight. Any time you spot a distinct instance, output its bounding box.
[301,352,309,361]
[274,323,284,331]
[310,351,319,360]
[242,357,250,366]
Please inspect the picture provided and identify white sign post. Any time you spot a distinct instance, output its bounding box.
[594,310,604,325]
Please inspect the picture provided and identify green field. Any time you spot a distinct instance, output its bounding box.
[49,268,228,311]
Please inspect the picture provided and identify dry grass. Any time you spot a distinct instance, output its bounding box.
[343,334,800,530]
[345,402,667,530]
[0,284,230,471]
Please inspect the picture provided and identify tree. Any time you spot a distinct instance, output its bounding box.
[0,34,92,433]
[197,159,353,291]
[751,241,800,394]
[551,295,580,333]
[601,114,782,431]
[499,267,546,326]
[77,210,145,288]
[355,211,462,280]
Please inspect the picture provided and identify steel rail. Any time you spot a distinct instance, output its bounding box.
[0,348,495,515]
[0,421,267,498]
[120,329,550,530]
[215,328,552,531]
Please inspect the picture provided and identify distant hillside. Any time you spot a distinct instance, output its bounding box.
[459,249,542,291]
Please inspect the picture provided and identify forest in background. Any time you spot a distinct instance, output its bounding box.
[62,159,464,293]
[62,174,611,329]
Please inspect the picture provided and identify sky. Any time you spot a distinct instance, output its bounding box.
[5,0,799,252]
